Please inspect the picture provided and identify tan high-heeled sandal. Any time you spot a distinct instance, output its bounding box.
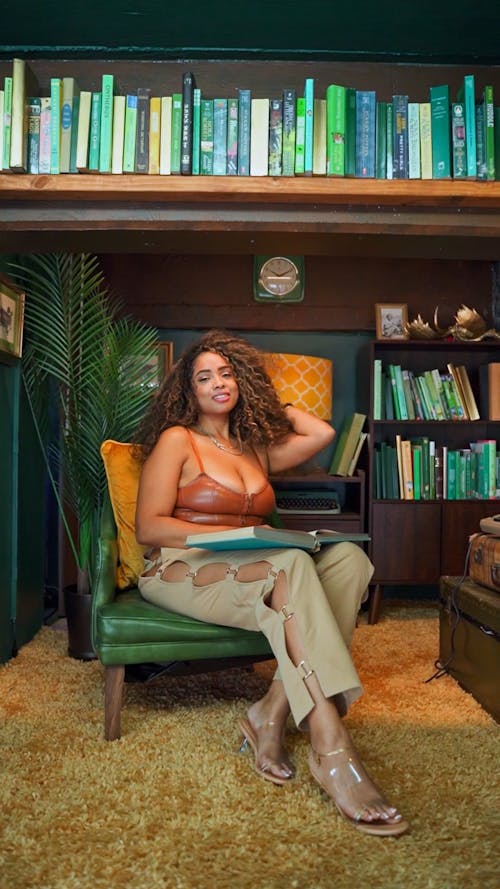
[308,745,409,837]
[238,717,295,786]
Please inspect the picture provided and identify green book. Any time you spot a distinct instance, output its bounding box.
[60,76,80,173]
[170,92,182,174]
[451,102,467,178]
[191,87,201,175]
[457,74,476,178]
[226,96,238,175]
[88,91,102,172]
[446,449,458,500]
[375,101,387,179]
[3,76,13,169]
[495,107,500,181]
[123,94,137,173]
[344,87,356,177]
[69,93,80,172]
[483,85,495,180]
[213,97,228,175]
[412,444,422,501]
[282,88,296,176]
[412,436,430,500]
[328,412,367,477]
[10,57,38,171]
[200,98,214,174]
[99,73,115,173]
[475,102,486,180]
[50,77,62,174]
[186,524,369,553]
[326,83,345,176]
[430,84,451,179]
[27,96,41,174]
[237,88,251,175]
[294,96,305,175]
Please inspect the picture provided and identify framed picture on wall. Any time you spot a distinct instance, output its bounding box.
[0,275,25,359]
[375,303,409,340]
[143,341,174,387]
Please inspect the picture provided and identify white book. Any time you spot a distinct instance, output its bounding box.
[250,98,269,176]
[38,96,51,174]
[111,95,125,174]
[159,96,172,175]
[76,91,91,172]
[186,524,370,553]
[408,102,420,179]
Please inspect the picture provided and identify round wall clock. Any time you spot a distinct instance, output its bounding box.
[253,255,305,302]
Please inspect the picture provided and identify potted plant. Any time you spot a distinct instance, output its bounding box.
[11,253,159,658]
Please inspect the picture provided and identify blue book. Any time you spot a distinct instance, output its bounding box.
[304,77,314,176]
[237,88,251,175]
[186,525,369,552]
[355,90,376,177]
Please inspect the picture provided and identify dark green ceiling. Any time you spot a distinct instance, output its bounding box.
[1,0,499,64]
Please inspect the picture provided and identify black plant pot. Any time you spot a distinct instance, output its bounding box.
[64,585,96,661]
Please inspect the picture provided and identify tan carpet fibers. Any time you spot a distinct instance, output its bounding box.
[0,602,498,889]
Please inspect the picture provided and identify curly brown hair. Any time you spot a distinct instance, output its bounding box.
[133,330,294,459]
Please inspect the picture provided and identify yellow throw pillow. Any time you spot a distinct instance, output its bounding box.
[100,439,147,589]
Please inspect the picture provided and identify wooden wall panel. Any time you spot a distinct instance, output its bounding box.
[100,254,493,332]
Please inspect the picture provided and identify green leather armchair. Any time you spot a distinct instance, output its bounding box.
[92,494,273,740]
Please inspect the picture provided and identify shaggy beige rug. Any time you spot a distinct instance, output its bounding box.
[0,602,498,889]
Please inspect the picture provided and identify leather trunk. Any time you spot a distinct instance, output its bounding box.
[469,533,500,593]
[439,575,500,721]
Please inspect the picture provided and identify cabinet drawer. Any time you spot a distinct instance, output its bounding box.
[371,502,441,583]
[279,513,361,533]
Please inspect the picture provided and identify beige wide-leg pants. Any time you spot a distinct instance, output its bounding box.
[138,542,374,729]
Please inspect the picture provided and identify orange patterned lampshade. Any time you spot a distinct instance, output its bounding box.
[263,353,333,420]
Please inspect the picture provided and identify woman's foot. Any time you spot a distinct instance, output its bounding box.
[308,744,409,837]
[238,682,295,784]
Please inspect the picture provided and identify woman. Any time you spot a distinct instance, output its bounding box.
[134,330,408,837]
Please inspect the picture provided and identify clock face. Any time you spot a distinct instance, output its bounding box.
[253,255,305,302]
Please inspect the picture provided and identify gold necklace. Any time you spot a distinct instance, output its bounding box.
[196,427,244,456]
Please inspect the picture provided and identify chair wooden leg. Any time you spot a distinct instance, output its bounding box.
[368,584,383,625]
[104,664,125,741]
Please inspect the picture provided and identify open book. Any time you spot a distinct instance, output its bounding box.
[185,525,370,553]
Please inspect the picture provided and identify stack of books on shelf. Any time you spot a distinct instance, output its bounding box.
[373,359,481,421]
[374,436,499,501]
[328,412,368,477]
[2,59,500,181]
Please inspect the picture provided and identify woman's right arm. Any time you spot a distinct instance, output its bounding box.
[135,427,237,548]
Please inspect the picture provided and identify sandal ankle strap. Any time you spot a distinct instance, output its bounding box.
[311,745,353,765]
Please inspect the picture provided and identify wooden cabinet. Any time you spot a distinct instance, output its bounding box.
[368,341,500,602]
[271,471,365,534]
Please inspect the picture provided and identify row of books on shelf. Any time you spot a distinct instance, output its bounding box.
[373,360,500,422]
[328,412,368,477]
[374,436,499,501]
[2,59,500,180]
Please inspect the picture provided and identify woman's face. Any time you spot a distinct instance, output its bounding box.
[191,350,240,416]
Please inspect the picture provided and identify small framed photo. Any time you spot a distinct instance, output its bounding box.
[375,303,409,341]
[143,341,174,387]
[0,275,25,360]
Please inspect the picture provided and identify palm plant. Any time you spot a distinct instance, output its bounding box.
[11,253,159,597]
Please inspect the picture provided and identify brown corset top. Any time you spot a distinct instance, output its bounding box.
[173,429,276,526]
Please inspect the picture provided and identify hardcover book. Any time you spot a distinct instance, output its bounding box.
[226,97,238,176]
[430,84,451,179]
[2,76,12,170]
[213,98,228,176]
[408,102,420,179]
[88,91,102,172]
[10,57,38,172]
[99,73,114,174]
[451,103,467,179]
[49,77,62,175]
[135,87,151,174]
[26,96,41,174]
[304,77,314,176]
[344,87,356,177]
[111,95,126,174]
[191,88,201,175]
[0,92,4,173]
[282,88,296,176]
[60,76,80,174]
[159,95,173,175]
[250,97,269,176]
[326,83,345,177]
[475,102,486,180]
[200,98,214,175]
[170,92,182,174]
[294,96,305,175]
[385,101,393,179]
[457,74,476,178]
[328,412,367,477]
[38,95,51,174]
[483,85,495,180]
[237,89,251,175]
[148,96,161,174]
[392,94,409,179]
[180,71,195,175]
[186,525,369,553]
[375,101,387,179]
[268,97,283,176]
[419,102,432,179]
[355,90,376,178]
[312,98,326,175]
[123,94,138,173]
[69,93,80,172]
